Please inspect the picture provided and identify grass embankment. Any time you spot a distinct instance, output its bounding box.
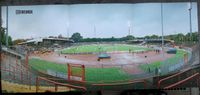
[139,49,187,72]
[29,58,131,83]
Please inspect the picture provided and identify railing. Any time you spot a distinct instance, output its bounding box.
[1,68,15,80]
[1,66,32,90]
[86,79,149,91]
[36,76,87,92]
[164,73,199,89]
[91,80,147,88]
[160,49,192,75]
[2,46,24,58]
[1,54,34,90]
[157,69,188,88]
[157,65,200,89]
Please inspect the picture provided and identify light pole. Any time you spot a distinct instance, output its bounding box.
[128,21,131,36]
[188,1,192,42]
[160,2,164,56]
[94,24,96,38]
[67,22,69,38]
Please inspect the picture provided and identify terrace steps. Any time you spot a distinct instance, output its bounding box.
[1,80,71,93]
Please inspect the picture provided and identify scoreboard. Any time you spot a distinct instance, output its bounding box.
[16,10,33,14]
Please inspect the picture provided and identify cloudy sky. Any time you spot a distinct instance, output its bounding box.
[1,3,198,40]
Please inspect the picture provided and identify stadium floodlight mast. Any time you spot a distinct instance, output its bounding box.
[66,7,70,38]
[128,20,131,36]
[67,22,70,38]
[94,24,96,38]
[93,24,101,53]
[160,1,164,57]
[188,0,192,41]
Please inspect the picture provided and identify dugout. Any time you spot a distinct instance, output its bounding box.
[166,48,177,54]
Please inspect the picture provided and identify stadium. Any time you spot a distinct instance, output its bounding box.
[1,0,200,95]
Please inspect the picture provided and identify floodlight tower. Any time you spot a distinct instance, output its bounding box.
[128,21,131,36]
[67,22,70,38]
[94,24,96,38]
[94,24,100,52]
[188,1,192,41]
[160,2,164,56]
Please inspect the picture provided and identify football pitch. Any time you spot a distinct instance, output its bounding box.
[29,43,189,83]
[60,44,152,54]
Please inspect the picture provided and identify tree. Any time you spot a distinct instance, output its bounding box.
[0,27,6,45]
[165,35,175,41]
[144,35,150,39]
[70,32,83,42]
[0,27,13,46]
[8,36,12,45]
[150,34,159,39]
[177,33,185,42]
[192,32,198,42]
[121,35,135,40]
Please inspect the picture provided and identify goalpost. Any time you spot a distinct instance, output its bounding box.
[67,63,85,82]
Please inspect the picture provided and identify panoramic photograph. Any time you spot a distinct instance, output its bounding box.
[0,1,200,94]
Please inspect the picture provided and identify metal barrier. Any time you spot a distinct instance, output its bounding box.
[91,80,147,88]
[1,53,34,89]
[36,76,87,92]
[86,79,148,91]
[157,65,200,89]
[157,69,189,88]
[1,66,32,89]
[164,73,199,89]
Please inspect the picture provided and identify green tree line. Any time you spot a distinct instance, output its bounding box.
[0,27,13,46]
[70,32,199,43]
[164,32,199,44]
[70,32,135,42]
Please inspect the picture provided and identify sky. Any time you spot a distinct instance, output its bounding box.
[1,3,198,40]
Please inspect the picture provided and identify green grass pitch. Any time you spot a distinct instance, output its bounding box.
[29,58,131,83]
[29,44,188,83]
[139,49,187,73]
[60,44,152,54]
